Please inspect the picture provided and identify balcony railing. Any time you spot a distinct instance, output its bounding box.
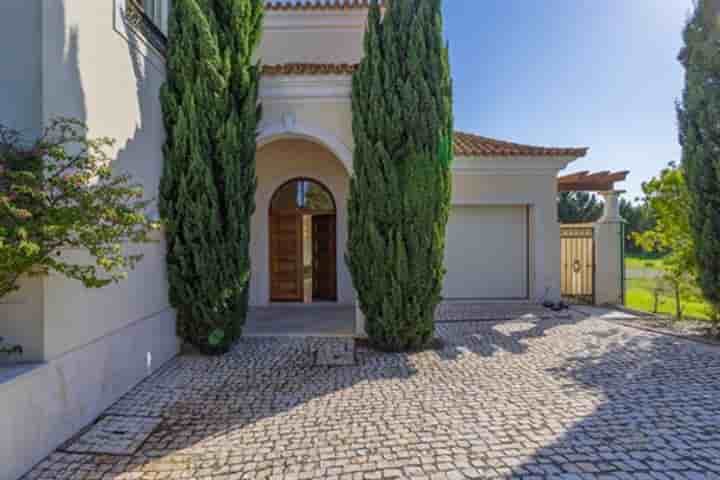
[125,0,168,56]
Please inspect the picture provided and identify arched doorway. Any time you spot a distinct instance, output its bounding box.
[269,178,337,303]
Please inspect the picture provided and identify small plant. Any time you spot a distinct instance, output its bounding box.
[0,118,158,300]
[650,278,666,314]
[0,337,22,356]
[710,309,720,337]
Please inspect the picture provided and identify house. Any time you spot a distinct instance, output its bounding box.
[255,2,589,311]
[0,1,625,479]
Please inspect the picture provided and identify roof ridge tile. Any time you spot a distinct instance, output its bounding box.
[265,0,375,11]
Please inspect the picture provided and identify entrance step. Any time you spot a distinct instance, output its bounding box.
[311,337,356,366]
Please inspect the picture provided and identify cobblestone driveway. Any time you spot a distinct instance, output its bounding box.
[25,313,720,479]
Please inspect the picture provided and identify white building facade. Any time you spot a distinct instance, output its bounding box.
[0,2,599,479]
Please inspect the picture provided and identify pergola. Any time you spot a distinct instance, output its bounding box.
[558,170,629,193]
[557,170,629,223]
[557,170,630,305]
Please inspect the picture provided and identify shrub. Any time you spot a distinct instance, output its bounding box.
[0,118,158,300]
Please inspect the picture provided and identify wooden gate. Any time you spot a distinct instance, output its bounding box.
[560,225,595,304]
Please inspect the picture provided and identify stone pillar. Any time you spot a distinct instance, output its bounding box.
[355,302,368,338]
[594,191,625,305]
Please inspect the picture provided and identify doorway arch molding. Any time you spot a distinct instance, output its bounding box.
[257,120,354,176]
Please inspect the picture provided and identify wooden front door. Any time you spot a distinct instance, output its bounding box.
[312,214,337,301]
[270,214,303,302]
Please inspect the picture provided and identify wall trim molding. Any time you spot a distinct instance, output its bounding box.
[452,155,575,176]
[260,75,352,100]
[451,199,538,207]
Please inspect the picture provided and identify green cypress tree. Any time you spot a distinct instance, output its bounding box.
[203,0,264,337]
[348,0,453,351]
[160,0,263,352]
[678,0,720,321]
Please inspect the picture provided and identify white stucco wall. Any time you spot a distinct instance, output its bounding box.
[594,192,625,305]
[251,139,353,306]
[0,0,43,135]
[42,240,173,361]
[0,276,44,362]
[1,2,178,479]
[37,0,174,358]
[260,91,355,159]
[0,308,177,480]
[259,9,366,65]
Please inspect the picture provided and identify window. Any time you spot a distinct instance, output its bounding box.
[139,0,168,34]
[271,179,335,213]
[117,0,169,56]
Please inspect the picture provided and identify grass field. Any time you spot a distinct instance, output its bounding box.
[625,255,663,270]
[624,254,713,320]
[625,278,712,320]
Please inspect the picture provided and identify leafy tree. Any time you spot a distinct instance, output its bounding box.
[633,163,697,320]
[678,0,720,322]
[160,0,263,353]
[0,118,157,300]
[558,192,603,224]
[620,197,656,254]
[348,0,453,351]
[558,192,655,253]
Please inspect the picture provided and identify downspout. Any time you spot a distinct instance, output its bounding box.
[620,220,626,305]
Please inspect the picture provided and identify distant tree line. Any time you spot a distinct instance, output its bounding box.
[558,192,656,255]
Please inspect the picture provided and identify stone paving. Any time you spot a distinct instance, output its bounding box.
[62,417,163,456]
[23,312,720,480]
[435,303,569,323]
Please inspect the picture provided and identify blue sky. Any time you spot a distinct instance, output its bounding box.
[443,0,692,198]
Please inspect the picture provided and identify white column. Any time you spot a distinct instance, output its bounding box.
[594,191,625,305]
[355,301,367,338]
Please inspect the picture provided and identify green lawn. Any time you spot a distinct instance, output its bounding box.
[625,254,664,270]
[625,257,710,320]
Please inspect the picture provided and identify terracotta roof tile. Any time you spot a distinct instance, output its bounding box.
[262,63,359,76]
[261,64,588,158]
[454,131,588,158]
[265,0,375,11]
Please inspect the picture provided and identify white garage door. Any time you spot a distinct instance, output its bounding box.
[443,205,529,300]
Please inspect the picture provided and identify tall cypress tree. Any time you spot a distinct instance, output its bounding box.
[678,0,720,321]
[204,0,264,337]
[160,0,263,353]
[348,0,453,351]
